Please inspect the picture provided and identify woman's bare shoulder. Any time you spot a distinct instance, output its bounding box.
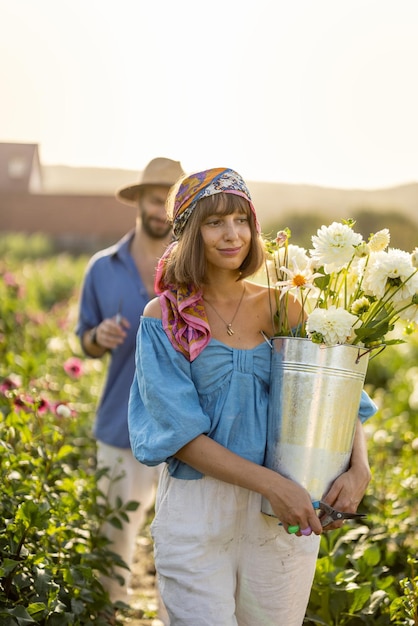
[143,296,162,319]
[243,280,276,314]
[245,280,274,300]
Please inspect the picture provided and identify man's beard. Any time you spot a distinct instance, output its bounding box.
[141,210,172,239]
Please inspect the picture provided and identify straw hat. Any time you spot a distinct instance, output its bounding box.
[116,157,185,206]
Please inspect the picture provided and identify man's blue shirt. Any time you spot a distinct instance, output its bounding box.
[76,231,150,447]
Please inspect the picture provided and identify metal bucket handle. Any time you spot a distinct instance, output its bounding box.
[318,342,386,364]
[354,344,386,363]
[259,330,386,363]
[260,330,273,348]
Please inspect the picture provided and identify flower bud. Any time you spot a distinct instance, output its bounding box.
[368,229,390,252]
[355,242,370,258]
[55,404,72,418]
[411,247,418,269]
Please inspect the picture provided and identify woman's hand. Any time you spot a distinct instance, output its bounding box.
[264,474,323,536]
[320,465,370,531]
[320,419,371,531]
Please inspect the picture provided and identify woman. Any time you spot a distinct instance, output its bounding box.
[128,168,376,626]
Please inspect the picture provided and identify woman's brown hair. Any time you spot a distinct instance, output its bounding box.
[163,193,266,288]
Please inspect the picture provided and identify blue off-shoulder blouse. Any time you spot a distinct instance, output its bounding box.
[128,317,377,480]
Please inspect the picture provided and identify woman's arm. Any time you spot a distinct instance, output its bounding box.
[176,434,323,535]
[321,419,371,530]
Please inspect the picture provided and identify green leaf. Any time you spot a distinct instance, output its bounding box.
[361,589,389,615]
[354,320,391,343]
[125,500,140,512]
[363,544,381,567]
[27,603,46,619]
[108,516,123,530]
[335,568,358,583]
[313,272,330,290]
[5,605,36,624]
[349,582,372,613]
[15,500,50,529]
[55,445,75,461]
[70,598,85,616]
[0,557,20,576]
[304,617,330,625]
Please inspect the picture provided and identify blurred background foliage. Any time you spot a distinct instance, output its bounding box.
[264,207,418,253]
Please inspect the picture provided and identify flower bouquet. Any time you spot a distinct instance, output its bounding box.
[261,220,418,513]
[265,219,418,347]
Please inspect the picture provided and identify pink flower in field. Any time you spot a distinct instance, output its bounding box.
[63,357,84,378]
[28,311,47,325]
[15,313,25,325]
[37,398,50,414]
[3,272,18,288]
[13,394,34,413]
[13,397,27,411]
[0,375,21,394]
[3,272,25,297]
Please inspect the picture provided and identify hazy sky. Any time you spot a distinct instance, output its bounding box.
[1,0,417,189]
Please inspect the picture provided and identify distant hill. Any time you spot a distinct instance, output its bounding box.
[248,180,418,227]
[42,165,138,196]
[42,165,418,227]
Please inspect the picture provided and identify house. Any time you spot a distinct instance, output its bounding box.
[0,143,43,193]
[0,142,133,252]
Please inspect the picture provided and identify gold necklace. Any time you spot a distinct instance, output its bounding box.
[203,285,246,336]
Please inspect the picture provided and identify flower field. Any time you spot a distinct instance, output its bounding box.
[0,234,417,625]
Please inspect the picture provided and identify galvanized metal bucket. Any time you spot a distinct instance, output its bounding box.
[261,337,370,516]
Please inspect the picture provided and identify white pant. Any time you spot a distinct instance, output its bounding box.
[96,441,161,604]
[151,469,320,626]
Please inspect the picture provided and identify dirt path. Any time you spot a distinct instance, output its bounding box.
[118,528,164,626]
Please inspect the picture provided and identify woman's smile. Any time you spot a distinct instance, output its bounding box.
[217,246,243,256]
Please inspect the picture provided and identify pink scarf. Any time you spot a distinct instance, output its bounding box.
[155,245,211,361]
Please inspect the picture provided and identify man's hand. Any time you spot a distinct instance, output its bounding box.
[83,316,130,356]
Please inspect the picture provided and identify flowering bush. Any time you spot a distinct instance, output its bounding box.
[0,250,135,623]
[265,219,418,346]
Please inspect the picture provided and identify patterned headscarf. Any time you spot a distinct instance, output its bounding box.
[173,167,260,237]
[155,167,259,361]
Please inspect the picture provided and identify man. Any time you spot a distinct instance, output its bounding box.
[76,157,184,612]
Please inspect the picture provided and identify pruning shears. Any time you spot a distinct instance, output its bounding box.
[115,299,123,325]
[312,500,367,528]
